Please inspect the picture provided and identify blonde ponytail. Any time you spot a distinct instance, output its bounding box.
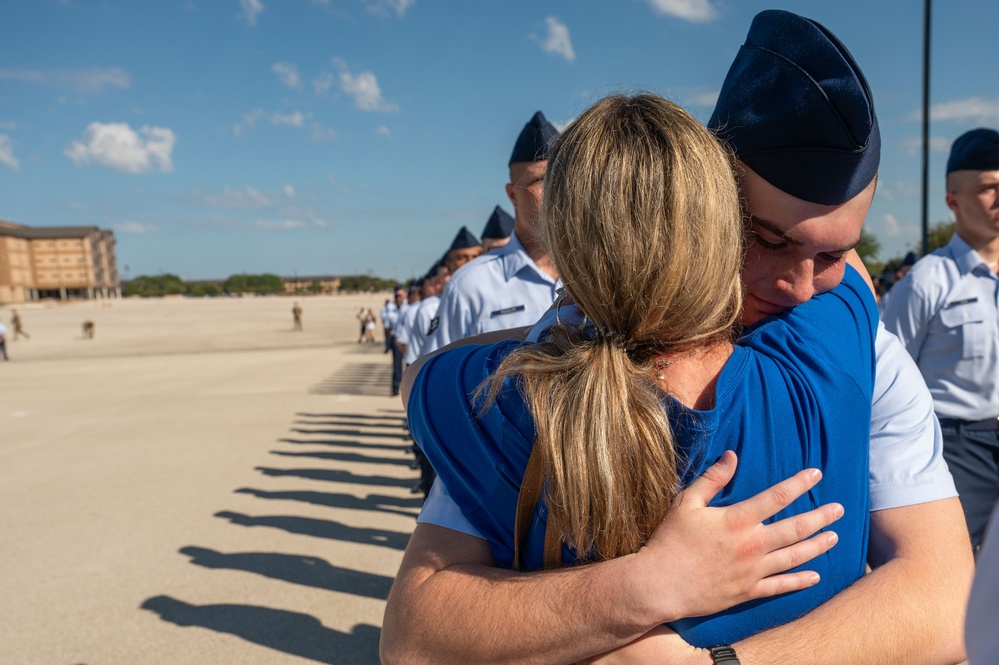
[483,94,743,560]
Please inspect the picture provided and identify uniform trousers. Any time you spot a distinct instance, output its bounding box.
[390,338,404,396]
[939,418,999,549]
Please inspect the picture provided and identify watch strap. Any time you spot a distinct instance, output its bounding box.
[708,644,741,664]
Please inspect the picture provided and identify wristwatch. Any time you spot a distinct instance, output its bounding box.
[708,644,741,664]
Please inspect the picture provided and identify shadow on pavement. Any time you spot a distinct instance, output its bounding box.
[255,466,412,488]
[278,437,411,452]
[270,449,412,467]
[215,510,411,550]
[140,595,380,664]
[290,427,409,440]
[308,363,394,397]
[180,547,394,600]
[234,487,421,519]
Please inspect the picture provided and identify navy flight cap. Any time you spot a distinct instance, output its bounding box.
[708,10,880,205]
[481,205,515,240]
[509,111,559,165]
[448,226,481,251]
[947,128,999,174]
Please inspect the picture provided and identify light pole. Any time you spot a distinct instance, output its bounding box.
[920,0,932,256]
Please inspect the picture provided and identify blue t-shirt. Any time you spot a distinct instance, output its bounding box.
[408,266,878,647]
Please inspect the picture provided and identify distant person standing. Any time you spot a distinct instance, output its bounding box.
[480,205,515,253]
[425,111,561,353]
[11,309,29,340]
[882,127,999,549]
[292,302,303,332]
[385,286,408,396]
[379,299,392,352]
[393,278,424,365]
[0,321,7,360]
[363,309,377,343]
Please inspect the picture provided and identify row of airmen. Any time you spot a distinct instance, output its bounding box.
[380,110,563,494]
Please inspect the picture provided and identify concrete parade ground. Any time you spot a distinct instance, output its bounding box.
[0,294,415,664]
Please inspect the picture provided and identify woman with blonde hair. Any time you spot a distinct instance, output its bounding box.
[383,94,877,663]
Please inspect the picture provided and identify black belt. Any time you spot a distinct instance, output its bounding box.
[940,417,999,431]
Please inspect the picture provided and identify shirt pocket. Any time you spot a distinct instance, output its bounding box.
[938,303,988,359]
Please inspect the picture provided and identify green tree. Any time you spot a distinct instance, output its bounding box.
[927,220,955,253]
[857,228,881,273]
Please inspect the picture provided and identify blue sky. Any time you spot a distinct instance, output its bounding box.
[2,0,997,281]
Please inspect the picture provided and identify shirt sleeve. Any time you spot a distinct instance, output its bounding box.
[880,272,933,362]
[429,279,472,352]
[869,323,957,509]
[416,480,486,537]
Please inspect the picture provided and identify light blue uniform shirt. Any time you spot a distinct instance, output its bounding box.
[882,233,999,421]
[410,295,441,360]
[424,232,560,354]
[382,301,405,331]
[394,301,422,365]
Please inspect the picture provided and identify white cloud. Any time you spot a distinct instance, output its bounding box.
[539,17,575,63]
[0,67,130,92]
[336,60,398,112]
[65,122,175,174]
[883,213,902,236]
[313,72,335,95]
[927,97,999,124]
[114,220,157,234]
[365,0,414,18]
[646,0,717,22]
[233,109,264,137]
[687,90,719,107]
[271,111,307,127]
[376,125,392,139]
[311,122,338,142]
[0,121,16,131]
[901,136,951,156]
[202,187,272,208]
[283,184,296,198]
[327,174,352,194]
[238,0,264,25]
[252,219,305,230]
[0,134,20,170]
[272,62,302,90]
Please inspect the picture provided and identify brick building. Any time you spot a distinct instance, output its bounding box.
[0,220,121,303]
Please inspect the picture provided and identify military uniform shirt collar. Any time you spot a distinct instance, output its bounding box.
[499,230,555,284]
[947,232,994,278]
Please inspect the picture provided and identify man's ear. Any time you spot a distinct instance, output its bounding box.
[945,191,959,215]
[505,182,517,210]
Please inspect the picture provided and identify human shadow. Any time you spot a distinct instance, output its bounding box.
[290,427,409,440]
[140,595,380,664]
[278,437,411,453]
[297,412,407,423]
[255,466,412,488]
[293,419,407,430]
[270,450,411,467]
[308,363,394,397]
[234,487,422,518]
[179,547,394,600]
[215,510,411,550]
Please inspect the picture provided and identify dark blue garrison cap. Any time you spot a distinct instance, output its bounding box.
[509,111,559,165]
[481,205,515,240]
[448,226,481,251]
[709,10,880,205]
[947,128,999,174]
